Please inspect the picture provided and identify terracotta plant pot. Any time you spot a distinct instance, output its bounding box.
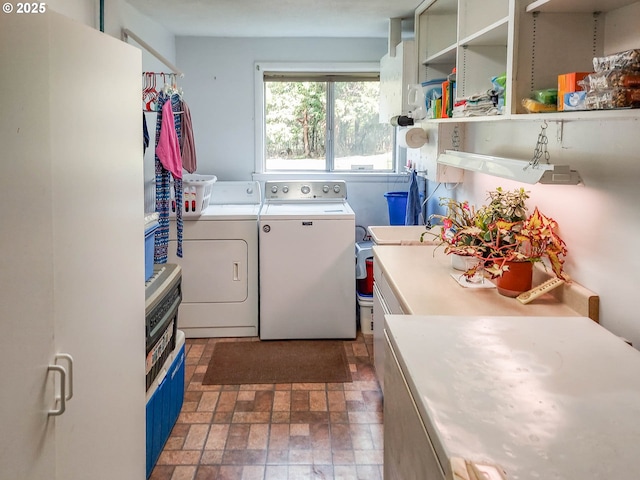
[494,261,533,297]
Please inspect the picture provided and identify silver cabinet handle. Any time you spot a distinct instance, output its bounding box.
[55,353,74,401]
[47,364,66,417]
[233,262,240,281]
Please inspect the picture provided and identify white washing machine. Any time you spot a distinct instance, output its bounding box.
[259,180,356,340]
[168,181,261,338]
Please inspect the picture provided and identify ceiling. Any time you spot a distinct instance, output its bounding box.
[125,0,419,38]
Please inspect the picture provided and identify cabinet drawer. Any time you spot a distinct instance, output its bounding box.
[373,260,404,315]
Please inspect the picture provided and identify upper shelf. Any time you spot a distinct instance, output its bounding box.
[424,44,457,65]
[459,17,509,46]
[422,107,640,123]
[526,0,638,13]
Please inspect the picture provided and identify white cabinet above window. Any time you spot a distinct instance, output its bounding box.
[379,40,417,123]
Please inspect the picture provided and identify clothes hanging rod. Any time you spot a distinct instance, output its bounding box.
[122,28,184,77]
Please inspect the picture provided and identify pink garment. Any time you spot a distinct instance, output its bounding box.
[180,101,197,174]
[155,100,182,179]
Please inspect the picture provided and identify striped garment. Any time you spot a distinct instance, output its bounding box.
[154,91,183,262]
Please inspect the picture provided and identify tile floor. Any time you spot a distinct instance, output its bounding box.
[149,332,383,480]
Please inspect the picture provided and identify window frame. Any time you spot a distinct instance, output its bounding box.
[254,62,402,179]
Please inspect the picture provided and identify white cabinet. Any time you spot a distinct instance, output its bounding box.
[0,11,145,479]
[415,0,640,119]
[384,331,444,480]
[415,0,513,111]
[372,259,405,393]
[514,0,640,114]
[384,314,640,479]
[379,40,417,123]
[415,0,458,82]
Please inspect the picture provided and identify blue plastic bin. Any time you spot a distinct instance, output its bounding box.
[384,191,409,225]
[146,333,185,478]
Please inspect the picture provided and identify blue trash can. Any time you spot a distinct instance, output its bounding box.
[384,191,408,225]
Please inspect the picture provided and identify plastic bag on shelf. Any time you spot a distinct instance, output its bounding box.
[532,89,558,105]
[521,98,557,113]
[585,88,640,110]
[593,49,640,73]
[579,70,640,90]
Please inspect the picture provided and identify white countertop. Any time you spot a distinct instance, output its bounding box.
[386,314,640,480]
[373,245,597,319]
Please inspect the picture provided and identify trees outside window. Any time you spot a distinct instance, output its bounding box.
[264,77,393,172]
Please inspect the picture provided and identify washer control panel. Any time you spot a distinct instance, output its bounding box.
[264,180,347,201]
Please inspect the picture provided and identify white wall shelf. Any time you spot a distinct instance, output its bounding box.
[424,44,456,65]
[459,17,509,46]
[526,0,638,13]
[414,0,640,120]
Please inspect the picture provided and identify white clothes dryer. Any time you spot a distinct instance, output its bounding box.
[169,181,261,338]
[259,180,356,340]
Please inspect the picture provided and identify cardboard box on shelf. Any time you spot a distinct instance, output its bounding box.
[558,72,591,111]
[563,91,587,111]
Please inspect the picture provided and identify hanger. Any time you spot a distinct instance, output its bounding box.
[142,72,159,112]
[155,73,183,114]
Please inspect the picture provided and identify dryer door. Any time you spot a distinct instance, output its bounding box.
[168,239,248,303]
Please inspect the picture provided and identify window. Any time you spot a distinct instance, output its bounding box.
[255,63,395,173]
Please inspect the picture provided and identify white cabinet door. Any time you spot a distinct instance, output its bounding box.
[372,259,405,393]
[50,13,145,480]
[379,41,417,123]
[169,240,248,302]
[0,15,57,478]
[0,11,145,480]
[384,333,445,480]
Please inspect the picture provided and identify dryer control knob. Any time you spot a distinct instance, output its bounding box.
[322,185,330,193]
[333,184,341,194]
[246,186,253,194]
[270,185,278,194]
[282,186,289,194]
[301,185,311,195]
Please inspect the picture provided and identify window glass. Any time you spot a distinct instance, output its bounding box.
[263,74,393,172]
[333,81,393,171]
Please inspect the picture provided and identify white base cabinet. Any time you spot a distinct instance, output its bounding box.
[0,11,145,479]
[384,331,444,480]
[372,259,405,393]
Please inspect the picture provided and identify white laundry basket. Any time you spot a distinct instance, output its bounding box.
[169,174,217,217]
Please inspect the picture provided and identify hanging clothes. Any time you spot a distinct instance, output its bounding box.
[156,100,183,179]
[154,91,183,262]
[180,100,197,173]
[143,113,149,154]
[405,169,422,226]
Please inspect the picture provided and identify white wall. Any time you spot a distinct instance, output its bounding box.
[421,117,640,345]
[175,36,386,179]
[47,0,175,67]
[175,36,413,232]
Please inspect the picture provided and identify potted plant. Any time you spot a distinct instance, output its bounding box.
[422,196,481,271]
[424,188,569,296]
[422,187,529,272]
